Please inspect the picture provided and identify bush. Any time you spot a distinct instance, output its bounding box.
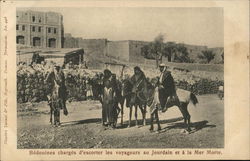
[17,64,224,103]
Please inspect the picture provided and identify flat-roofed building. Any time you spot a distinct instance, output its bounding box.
[16,9,64,48]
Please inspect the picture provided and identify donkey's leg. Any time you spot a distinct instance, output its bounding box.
[54,109,57,126]
[120,99,125,125]
[50,106,53,125]
[143,105,147,126]
[58,108,61,126]
[139,105,146,126]
[135,105,138,127]
[155,109,161,131]
[178,103,188,131]
[149,112,154,132]
[183,103,191,132]
[128,107,133,128]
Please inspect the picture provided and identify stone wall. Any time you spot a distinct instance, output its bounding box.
[78,39,107,56]
[106,41,130,61]
[128,40,149,63]
[62,34,224,64]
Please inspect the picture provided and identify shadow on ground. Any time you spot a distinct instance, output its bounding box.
[60,118,101,126]
[116,117,184,129]
[162,120,216,133]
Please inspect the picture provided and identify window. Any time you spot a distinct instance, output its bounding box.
[16,35,25,44]
[32,26,35,32]
[54,28,57,34]
[38,27,41,32]
[38,18,41,23]
[48,28,51,33]
[32,16,35,22]
[16,25,19,30]
[22,25,25,31]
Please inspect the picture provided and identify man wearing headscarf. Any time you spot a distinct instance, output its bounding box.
[45,65,68,116]
[129,66,148,106]
[158,63,176,112]
[101,69,118,128]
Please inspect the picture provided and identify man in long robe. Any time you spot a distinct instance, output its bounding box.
[129,66,148,107]
[45,65,68,116]
[101,69,118,128]
[158,63,176,112]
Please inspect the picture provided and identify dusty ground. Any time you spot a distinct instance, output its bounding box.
[17,94,224,149]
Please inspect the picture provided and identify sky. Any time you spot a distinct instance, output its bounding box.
[19,7,224,48]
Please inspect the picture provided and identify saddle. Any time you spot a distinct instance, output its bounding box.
[164,94,179,110]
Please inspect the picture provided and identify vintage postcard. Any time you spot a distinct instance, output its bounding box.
[0,0,249,160]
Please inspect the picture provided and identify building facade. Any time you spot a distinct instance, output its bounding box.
[16,10,64,48]
[62,33,224,64]
[106,40,149,63]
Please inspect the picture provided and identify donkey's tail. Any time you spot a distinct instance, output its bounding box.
[190,92,198,106]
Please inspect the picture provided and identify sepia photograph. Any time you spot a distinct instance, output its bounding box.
[1,0,250,160]
[15,7,225,149]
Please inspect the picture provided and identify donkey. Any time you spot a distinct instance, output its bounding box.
[50,80,68,127]
[147,77,199,133]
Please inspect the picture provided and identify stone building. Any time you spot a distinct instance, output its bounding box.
[63,33,79,48]
[106,40,148,63]
[63,35,108,56]
[16,10,64,48]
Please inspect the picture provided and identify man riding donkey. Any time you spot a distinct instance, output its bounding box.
[158,63,177,111]
[100,69,120,128]
[128,66,148,127]
[148,63,178,132]
[45,65,68,127]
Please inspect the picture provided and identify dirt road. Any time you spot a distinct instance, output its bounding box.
[17,94,224,148]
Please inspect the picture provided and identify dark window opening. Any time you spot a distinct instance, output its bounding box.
[22,25,25,31]
[32,16,35,22]
[54,28,57,34]
[16,25,19,30]
[38,27,41,32]
[32,26,35,32]
[33,37,41,47]
[48,38,56,48]
[48,28,51,33]
[17,35,25,44]
[39,18,41,23]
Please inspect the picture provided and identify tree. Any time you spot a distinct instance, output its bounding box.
[153,33,165,67]
[174,44,190,63]
[198,50,215,63]
[162,42,177,62]
[141,33,165,68]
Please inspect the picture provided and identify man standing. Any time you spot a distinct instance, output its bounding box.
[101,69,118,128]
[158,63,176,112]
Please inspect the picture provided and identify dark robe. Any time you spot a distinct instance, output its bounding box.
[45,70,67,109]
[129,72,148,106]
[102,78,117,124]
[158,70,176,110]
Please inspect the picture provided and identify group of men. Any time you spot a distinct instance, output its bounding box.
[44,63,176,128]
